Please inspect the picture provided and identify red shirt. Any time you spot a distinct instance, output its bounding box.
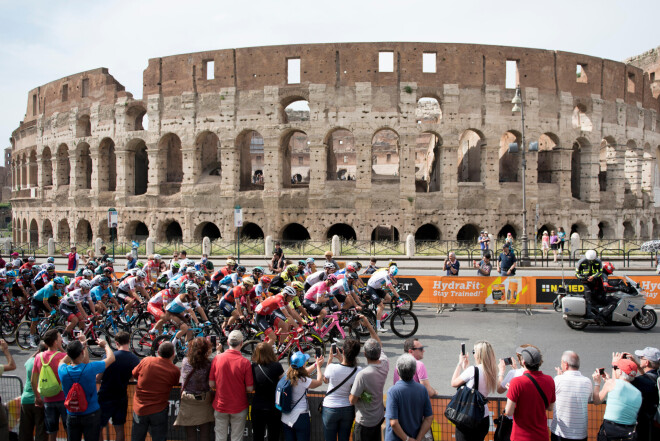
[209,349,253,413]
[507,370,556,441]
[33,350,67,402]
[255,294,286,315]
[132,356,180,416]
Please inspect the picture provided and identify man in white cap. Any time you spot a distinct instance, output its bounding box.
[624,347,659,441]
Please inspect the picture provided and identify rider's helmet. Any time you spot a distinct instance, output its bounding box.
[236,265,246,275]
[153,254,162,261]
[282,286,296,298]
[6,270,17,278]
[346,272,359,281]
[103,267,114,274]
[585,250,597,261]
[63,276,70,285]
[305,258,315,265]
[242,276,255,287]
[323,262,335,270]
[389,265,398,276]
[136,270,147,280]
[87,261,98,268]
[82,269,93,278]
[20,268,32,278]
[105,258,114,264]
[297,260,306,266]
[47,263,56,272]
[226,259,236,267]
[286,264,298,274]
[186,267,196,275]
[260,276,271,284]
[326,274,338,285]
[172,262,181,270]
[185,282,199,293]
[195,270,205,279]
[352,261,363,270]
[28,256,36,262]
[47,256,55,263]
[603,261,615,275]
[169,280,181,291]
[53,276,65,286]
[99,276,111,286]
[135,261,144,269]
[345,263,357,273]
[291,281,305,292]
[252,266,264,277]
[79,280,92,290]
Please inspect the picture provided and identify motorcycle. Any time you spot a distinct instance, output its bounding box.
[561,276,657,331]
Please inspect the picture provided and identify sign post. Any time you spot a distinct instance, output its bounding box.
[234,205,243,263]
[108,208,118,260]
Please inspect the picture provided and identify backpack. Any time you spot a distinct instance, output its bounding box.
[64,364,88,413]
[275,377,306,414]
[37,352,62,398]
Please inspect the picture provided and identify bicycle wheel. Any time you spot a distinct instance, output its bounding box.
[87,330,110,358]
[15,321,36,350]
[0,310,18,344]
[150,334,172,358]
[390,309,418,338]
[390,292,413,311]
[130,327,155,357]
[355,310,376,337]
[240,339,259,359]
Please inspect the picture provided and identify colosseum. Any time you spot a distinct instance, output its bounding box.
[9,42,660,248]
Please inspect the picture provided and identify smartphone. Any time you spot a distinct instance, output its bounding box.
[503,357,513,366]
[461,343,466,356]
[331,343,337,354]
[210,335,217,347]
[315,347,322,358]
[621,354,628,359]
[599,368,605,376]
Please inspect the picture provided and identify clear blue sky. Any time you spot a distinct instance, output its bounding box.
[1,0,657,165]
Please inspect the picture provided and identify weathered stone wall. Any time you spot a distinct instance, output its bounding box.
[9,43,660,246]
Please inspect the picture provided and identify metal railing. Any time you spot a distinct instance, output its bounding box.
[278,240,332,256]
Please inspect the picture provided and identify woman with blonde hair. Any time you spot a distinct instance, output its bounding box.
[450,340,498,441]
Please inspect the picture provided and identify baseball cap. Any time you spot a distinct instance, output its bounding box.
[290,351,310,368]
[634,347,660,363]
[517,345,542,366]
[615,359,638,375]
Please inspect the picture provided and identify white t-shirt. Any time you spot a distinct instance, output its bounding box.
[500,367,525,390]
[459,365,491,415]
[322,364,361,408]
[281,377,311,428]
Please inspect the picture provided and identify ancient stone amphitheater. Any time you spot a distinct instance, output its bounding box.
[9,43,660,247]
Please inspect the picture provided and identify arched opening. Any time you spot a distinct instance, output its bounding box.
[282,130,309,187]
[325,129,356,181]
[241,223,264,239]
[195,222,222,241]
[127,221,149,241]
[416,97,442,124]
[572,104,592,131]
[56,144,70,186]
[98,138,116,192]
[416,132,442,192]
[282,99,310,123]
[598,221,615,240]
[537,133,559,184]
[195,131,221,182]
[571,138,591,200]
[76,219,93,243]
[163,221,183,243]
[97,220,111,242]
[43,219,53,241]
[76,142,92,190]
[536,224,555,242]
[371,225,399,241]
[498,224,517,240]
[29,219,38,245]
[159,134,183,194]
[625,140,638,194]
[237,130,265,190]
[499,131,522,183]
[21,219,27,243]
[58,219,70,244]
[599,137,617,192]
[126,105,146,131]
[570,222,588,237]
[28,151,37,187]
[371,129,399,182]
[457,224,479,243]
[458,129,484,183]
[281,223,311,242]
[76,115,91,138]
[127,139,149,196]
[623,221,635,239]
[42,147,53,187]
[326,224,357,241]
[415,224,441,241]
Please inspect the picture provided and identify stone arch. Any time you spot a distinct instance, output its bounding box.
[158,133,183,193]
[324,128,356,181]
[599,137,617,192]
[570,222,589,237]
[43,219,53,241]
[457,224,480,243]
[21,218,28,243]
[75,219,93,243]
[29,219,38,245]
[326,223,357,240]
[126,138,149,195]
[571,137,591,200]
[58,219,71,244]
[597,221,615,240]
[415,223,441,241]
[371,128,399,182]
[237,130,265,190]
[194,222,221,241]
[21,154,27,188]
[56,144,70,186]
[76,114,91,138]
[622,220,635,239]
[458,129,484,183]
[42,146,53,186]
[536,224,556,242]
[498,224,517,239]
[76,142,92,190]
[371,225,399,241]
[194,131,221,182]
[572,104,592,131]
[98,138,117,192]
[240,222,264,239]
[158,219,183,242]
[499,130,522,183]
[537,133,560,184]
[281,130,309,187]
[281,223,311,242]
[624,140,639,194]
[416,131,443,192]
[126,220,149,241]
[125,104,147,131]
[281,97,310,123]
[416,96,442,124]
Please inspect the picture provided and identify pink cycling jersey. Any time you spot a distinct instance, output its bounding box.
[304,281,330,302]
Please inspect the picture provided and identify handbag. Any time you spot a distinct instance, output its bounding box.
[318,366,358,413]
[444,366,488,431]
[493,413,512,441]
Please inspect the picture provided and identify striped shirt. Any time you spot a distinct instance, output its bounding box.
[550,370,592,439]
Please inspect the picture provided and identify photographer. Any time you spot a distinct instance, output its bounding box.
[472,253,491,311]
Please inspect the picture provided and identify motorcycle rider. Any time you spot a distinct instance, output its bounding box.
[575,249,607,323]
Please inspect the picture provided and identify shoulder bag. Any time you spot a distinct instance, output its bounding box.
[444,366,488,431]
[318,366,358,413]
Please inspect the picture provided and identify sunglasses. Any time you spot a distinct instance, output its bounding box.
[413,346,425,351]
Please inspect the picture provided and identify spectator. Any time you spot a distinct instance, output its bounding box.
[550,230,559,262]
[541,231,550,259]
[209,330,253,441]
[175,337,215,441]
[385,354,433,441]
[505,232,514,248]
[131,342,181,441]
[550,351,592,441]
[450,340,497,441]
[0,254,6,269]
[478,231,490,257]
[443,252,460,312]
[63,246,81,271]
[0,338,17,440]
[497,244,517,277]
[251,342,285,441]
[364,258,378,275]
[322,338,362,441]
[393,339,437,401]
[269,242,285,274]
[497,345,528,393]
[592,356,642,441]
[169,252,180,270]
[58,336,115,441]
[627,347,659,441]
[349,317,388,441]
[98,246,109,263]
[125,253,136,271]
[505,345,556,441]
[32,329,68,441]
[558,227,567,253]
[97,331,140,441]
[281,351,325,441]
[472,253,491,312]
[19,342,47,441]
[324,251,339,272]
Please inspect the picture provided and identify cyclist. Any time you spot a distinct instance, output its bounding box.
[119,261,145,281]
[90,276,118,314]
[219,276,255,330]
[0,261,14,278]
[289,281,311,320]
[59,279,96,344]
[145,254,162,283]
[252,266,265,282]
[28,277,66,347]
[66,269,94,293]
[217,265,246,293]
[32,263,56,290]
[303,258,316,277]
[255,275,272,300]
[303,262,335,290]
[116,270,149,318]
[194,255,211,278]
[220,258,238,277]
[96,258,114,276]
[163,283,204,346]
[90,267,115,288]
[75,259,97,277]
[148,280,181,335]
[303,274,340,328]
[367,265,401,332]
[20,256,37,272]
[13,268,35,304]
[254,286,305,346]
[331,272,364,310]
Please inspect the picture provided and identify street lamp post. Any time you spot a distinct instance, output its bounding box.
[511,86,530,265]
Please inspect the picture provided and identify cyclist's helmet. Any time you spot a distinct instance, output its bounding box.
[585,250,597,261]
[169,280,181,291]
[79,280,92,290]
[6,270,17,278]
[20,268,32,277]
[53,276,65,286]
[63,276,70,285]
[172,262,181,270]
[105,258,114,264]
[226,259,236,266]
[326,274,338,285]
[252,266,264,276]
[286,264,298,274]
[283,286,296,298]
[346,272,359,280]
[136,261,144,269]
[260,276,272,284]
[82,269,93,277]
[28,256,35,262]
[103,267,114,273]
[186,267,196,275]
[353,261,363,270]
[195,270,205,278]
[47,263,56,272]
[88,261,98,268]
[153,254,162,260]
[242,276,255,287]
[99,276,111,286]
[186,282,199,293]
[236,265,246,275]
[346,263,357,273]
[291,281,305,292]
[389,265,398,276]
[603,261,615,275]
[305,258,315,265]
[47,256,55,263]
[323,262,335,270]
[298,260,306,266]
[136,270,147,279]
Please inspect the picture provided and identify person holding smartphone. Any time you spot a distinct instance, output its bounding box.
[550,351,592,441]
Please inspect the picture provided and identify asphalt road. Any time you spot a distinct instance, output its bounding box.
[2,304,658,399]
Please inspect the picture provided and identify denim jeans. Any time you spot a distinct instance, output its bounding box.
[67,409,101,441]
[131,407,169,441]
[322,406,355,441]
[282,412,311,441]
[44,400,68,434]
